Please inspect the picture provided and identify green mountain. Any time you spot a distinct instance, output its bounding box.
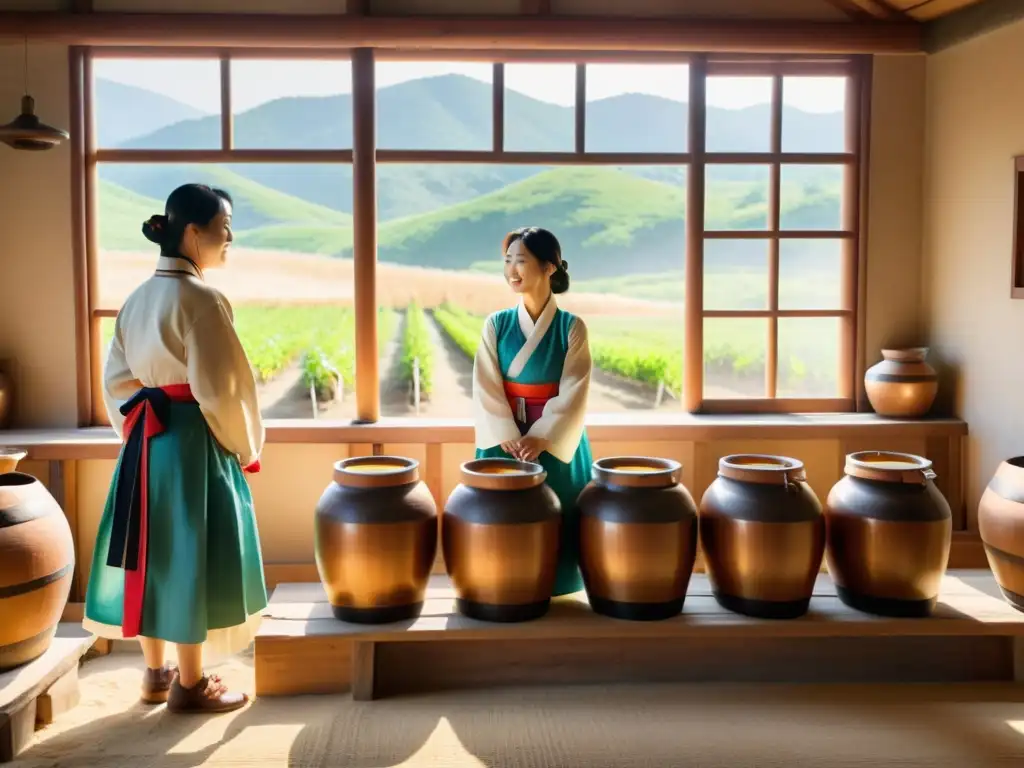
[96,74,844,221]
[95,78,208,147]
[230,166,840,280]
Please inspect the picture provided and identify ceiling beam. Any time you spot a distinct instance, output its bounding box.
[924,0,1024,51]
[0,12,924,53]
[823,0,900,20]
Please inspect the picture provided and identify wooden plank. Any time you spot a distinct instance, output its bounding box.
[255,570,1024,644]
[0,415,970,460]
[372,634,1011,697]
[0,13,925,53]
[254,635,352,697]
[0,624,93,763]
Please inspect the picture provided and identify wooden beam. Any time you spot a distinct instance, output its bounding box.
[520,0,552,13]
[825,0,908,19]
[0,13,923,53]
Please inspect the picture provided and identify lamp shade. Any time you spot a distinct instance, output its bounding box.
[0,95,69,151]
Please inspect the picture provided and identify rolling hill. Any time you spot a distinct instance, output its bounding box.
[95,74,845,222]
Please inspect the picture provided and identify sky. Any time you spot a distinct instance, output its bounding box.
[93,58,846,115]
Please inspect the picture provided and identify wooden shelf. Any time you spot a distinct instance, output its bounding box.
[0,414,968,460]
[254,569,1024,700]
[0,624,95,763]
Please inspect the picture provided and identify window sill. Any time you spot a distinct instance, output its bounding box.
[2,413,967,461]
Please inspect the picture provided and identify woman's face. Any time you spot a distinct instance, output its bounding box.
[504,238,553,296]
[185,200,234,269]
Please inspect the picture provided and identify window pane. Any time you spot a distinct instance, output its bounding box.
[376,164,687,417]
[93,58,220,149]
[585,63,688,153]
[777,317,842,398]
[706,76,771,153]
[503,64,575,152]
[703,317,767,399]
[780,164,844,230]
[782,76,847,153]
[375,62,492,150]
[779,239,844,310]
[231,59,351,149]
[704,239,768,310]
[96,162,354,421]
[705,165,771,231]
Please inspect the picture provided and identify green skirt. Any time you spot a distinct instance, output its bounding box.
[83,401,267,657]
[476,430,593,597]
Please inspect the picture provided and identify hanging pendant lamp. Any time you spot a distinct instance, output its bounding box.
[0,39,69,151]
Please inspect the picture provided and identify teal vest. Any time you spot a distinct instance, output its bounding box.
[490,306,577,385]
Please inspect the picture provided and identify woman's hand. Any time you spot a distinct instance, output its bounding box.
[500,440,521,458]
[514,436,551,462]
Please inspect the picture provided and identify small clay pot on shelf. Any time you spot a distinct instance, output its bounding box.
[864,348,938,418]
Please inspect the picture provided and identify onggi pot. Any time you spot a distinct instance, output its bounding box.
[443,458,561,622]
[578,456,698,621]
[825,451,952,617]
[699,454,825,620]
[314,456,438,624]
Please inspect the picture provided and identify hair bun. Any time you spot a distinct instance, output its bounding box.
[141,214,167,245]
[560,259,569,272]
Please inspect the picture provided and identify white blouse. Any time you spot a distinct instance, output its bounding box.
[103,256,265,469]
[472,296,592,463]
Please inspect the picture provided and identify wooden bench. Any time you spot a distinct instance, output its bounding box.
[253,569,1024,700]
[0,624,95,763]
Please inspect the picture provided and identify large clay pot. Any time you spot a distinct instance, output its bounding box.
[0,448,26,474]
[864,347,938,418]
[976,457,1024,612]
[578,456,698,621]
[825,451,952,617]
[443,458,561,622]
[699,454,825,619]
[314,455,438,624]
[0,472,75,671]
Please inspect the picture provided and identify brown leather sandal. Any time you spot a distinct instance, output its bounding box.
[140,664,178,704]
[166,673,249,714]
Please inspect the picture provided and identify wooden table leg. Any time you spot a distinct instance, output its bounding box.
[352,641,376,701]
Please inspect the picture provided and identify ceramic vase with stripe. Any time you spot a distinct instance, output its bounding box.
[0,472,75,671]
[864,348,938,418]
[978,457,1024,612]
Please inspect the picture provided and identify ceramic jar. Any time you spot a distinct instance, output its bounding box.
[443,458,561,622]
[864,348,938,418]
[978,457,1024,612]
[577,456,698,621]
[825,451,952,617]
[0,472,76,671]
[699,454,825,619]
[314,456,438,624]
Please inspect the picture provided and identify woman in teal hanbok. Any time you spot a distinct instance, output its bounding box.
[83,184,266,714]
[472,226,593,597]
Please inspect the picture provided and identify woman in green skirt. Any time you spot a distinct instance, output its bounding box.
[472,226,593,597]
[83,184,266,713]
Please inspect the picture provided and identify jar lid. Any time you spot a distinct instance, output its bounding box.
[333,455,419,488]
[845,451,935,485]
[592,456,681,489]
[460,458,546,491]
[718,454,806,487]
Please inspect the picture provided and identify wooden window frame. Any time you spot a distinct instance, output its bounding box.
[72,46,870,428]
